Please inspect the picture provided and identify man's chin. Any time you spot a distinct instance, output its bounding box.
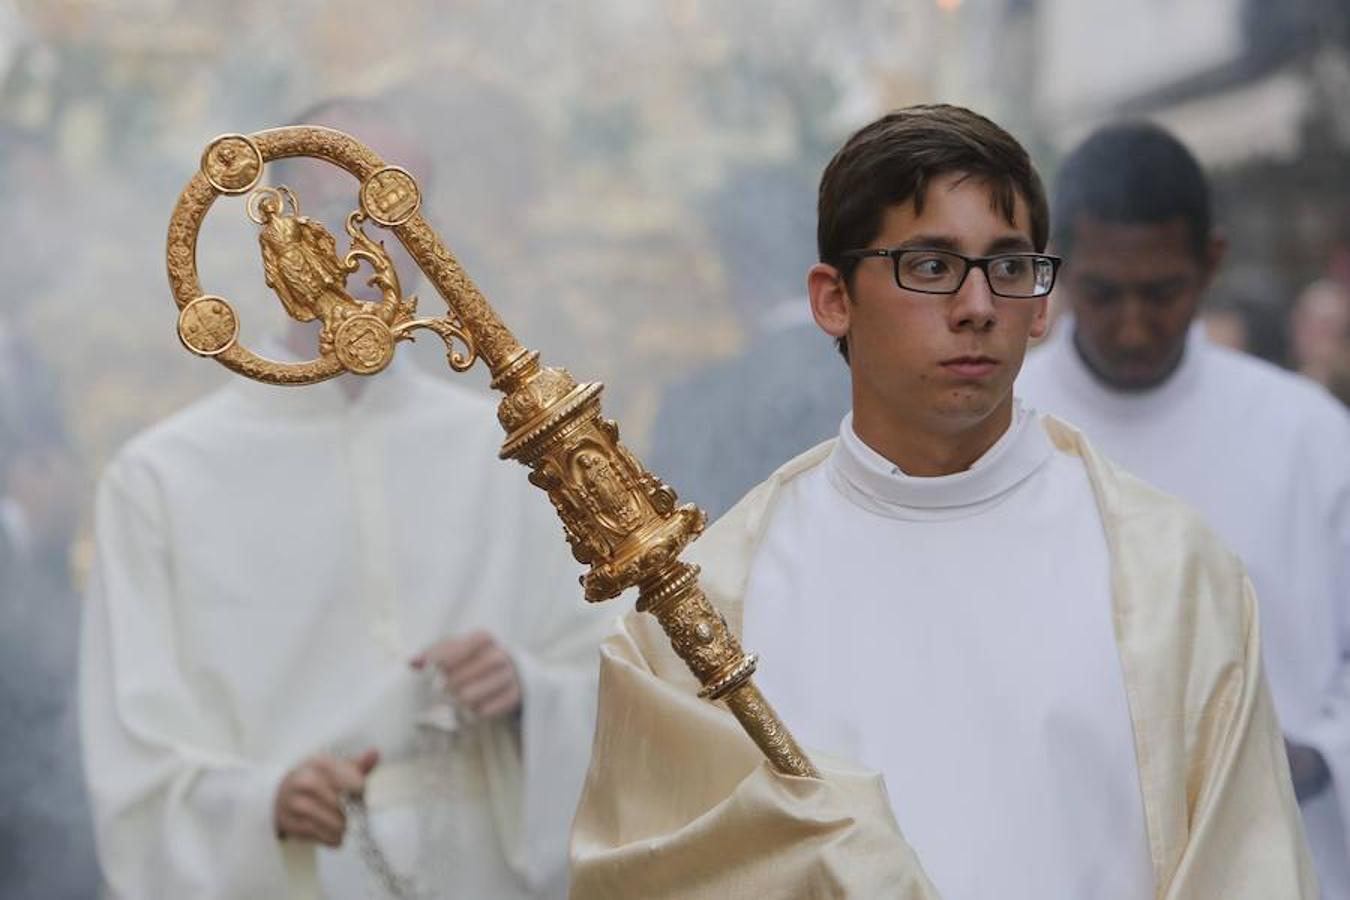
[929,385,1011,426]
[1101,362,1174,392]
[1073,332,1185,393]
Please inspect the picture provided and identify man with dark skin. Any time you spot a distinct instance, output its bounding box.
[1065,216,1222,390]
[1020,121,1350,896]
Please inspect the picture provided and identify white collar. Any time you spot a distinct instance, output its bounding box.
[826,403,1053,521]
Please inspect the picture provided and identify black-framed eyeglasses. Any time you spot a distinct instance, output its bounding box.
[837,247,1062,299]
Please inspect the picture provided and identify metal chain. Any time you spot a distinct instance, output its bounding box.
[344,686,467,900]
[343,793,422,900]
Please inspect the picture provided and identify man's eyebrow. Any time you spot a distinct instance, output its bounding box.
[895,234,961,251]
[892,233,1036,254]
[985,234,1035,254]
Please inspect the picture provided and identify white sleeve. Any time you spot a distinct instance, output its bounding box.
[478,484,615,896]
[80,457,317,899]
[1302,411,1350,853]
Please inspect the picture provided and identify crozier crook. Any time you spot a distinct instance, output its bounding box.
[165,125,817,778]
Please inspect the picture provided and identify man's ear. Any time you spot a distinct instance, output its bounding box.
[1028,294,1050,339]
[808,263,851,340]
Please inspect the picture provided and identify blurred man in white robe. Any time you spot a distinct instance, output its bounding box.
[571,105,1316,898]
[80,99,611,899]
[647,163,850,521]
[1018,122,1350,897]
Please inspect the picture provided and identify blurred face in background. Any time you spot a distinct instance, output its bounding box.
[1062,215,1223,390]
[1290,280,1350,382]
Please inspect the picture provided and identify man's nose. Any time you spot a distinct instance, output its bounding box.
[950,267,997,331]
[1114,298,1153,350]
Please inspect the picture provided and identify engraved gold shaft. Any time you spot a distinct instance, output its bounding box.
[724,683,817,778]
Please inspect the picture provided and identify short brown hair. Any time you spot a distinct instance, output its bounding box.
[817,104,1049,361]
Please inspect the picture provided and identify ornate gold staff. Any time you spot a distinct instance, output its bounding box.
[166,127,816,778]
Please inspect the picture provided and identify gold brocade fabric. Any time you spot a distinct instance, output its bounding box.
[569,417,1318,899]
[570,613,939,899]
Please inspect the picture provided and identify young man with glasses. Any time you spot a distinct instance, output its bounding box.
[1019,121,1350,898]
[571,105,1315,898]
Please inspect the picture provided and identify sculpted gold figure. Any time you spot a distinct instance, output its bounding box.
[256,190,352,329]
[251,185,418,371]
[165,127,816,778]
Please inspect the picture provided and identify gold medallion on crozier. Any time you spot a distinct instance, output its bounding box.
[200,134,264,195]
[360,166,421,227]
[177,295,239,357]
[334,314,396,374]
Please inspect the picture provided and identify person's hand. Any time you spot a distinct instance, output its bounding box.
[1286,738,1332,803]
[411,630,522,719]
[274,749,379,846]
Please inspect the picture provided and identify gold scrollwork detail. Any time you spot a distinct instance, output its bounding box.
[392,316,478,372]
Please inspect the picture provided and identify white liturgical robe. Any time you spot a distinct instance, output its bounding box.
[570,414,1317,899]
[81,360,613,899]
[1019,321,1350,896]
[743,407,1152,898]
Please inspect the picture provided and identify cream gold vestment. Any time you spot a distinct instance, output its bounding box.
[570,416,1316,898]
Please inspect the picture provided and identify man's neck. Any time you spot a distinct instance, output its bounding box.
[850,400,1014,477]
[1300,361,1332,385]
